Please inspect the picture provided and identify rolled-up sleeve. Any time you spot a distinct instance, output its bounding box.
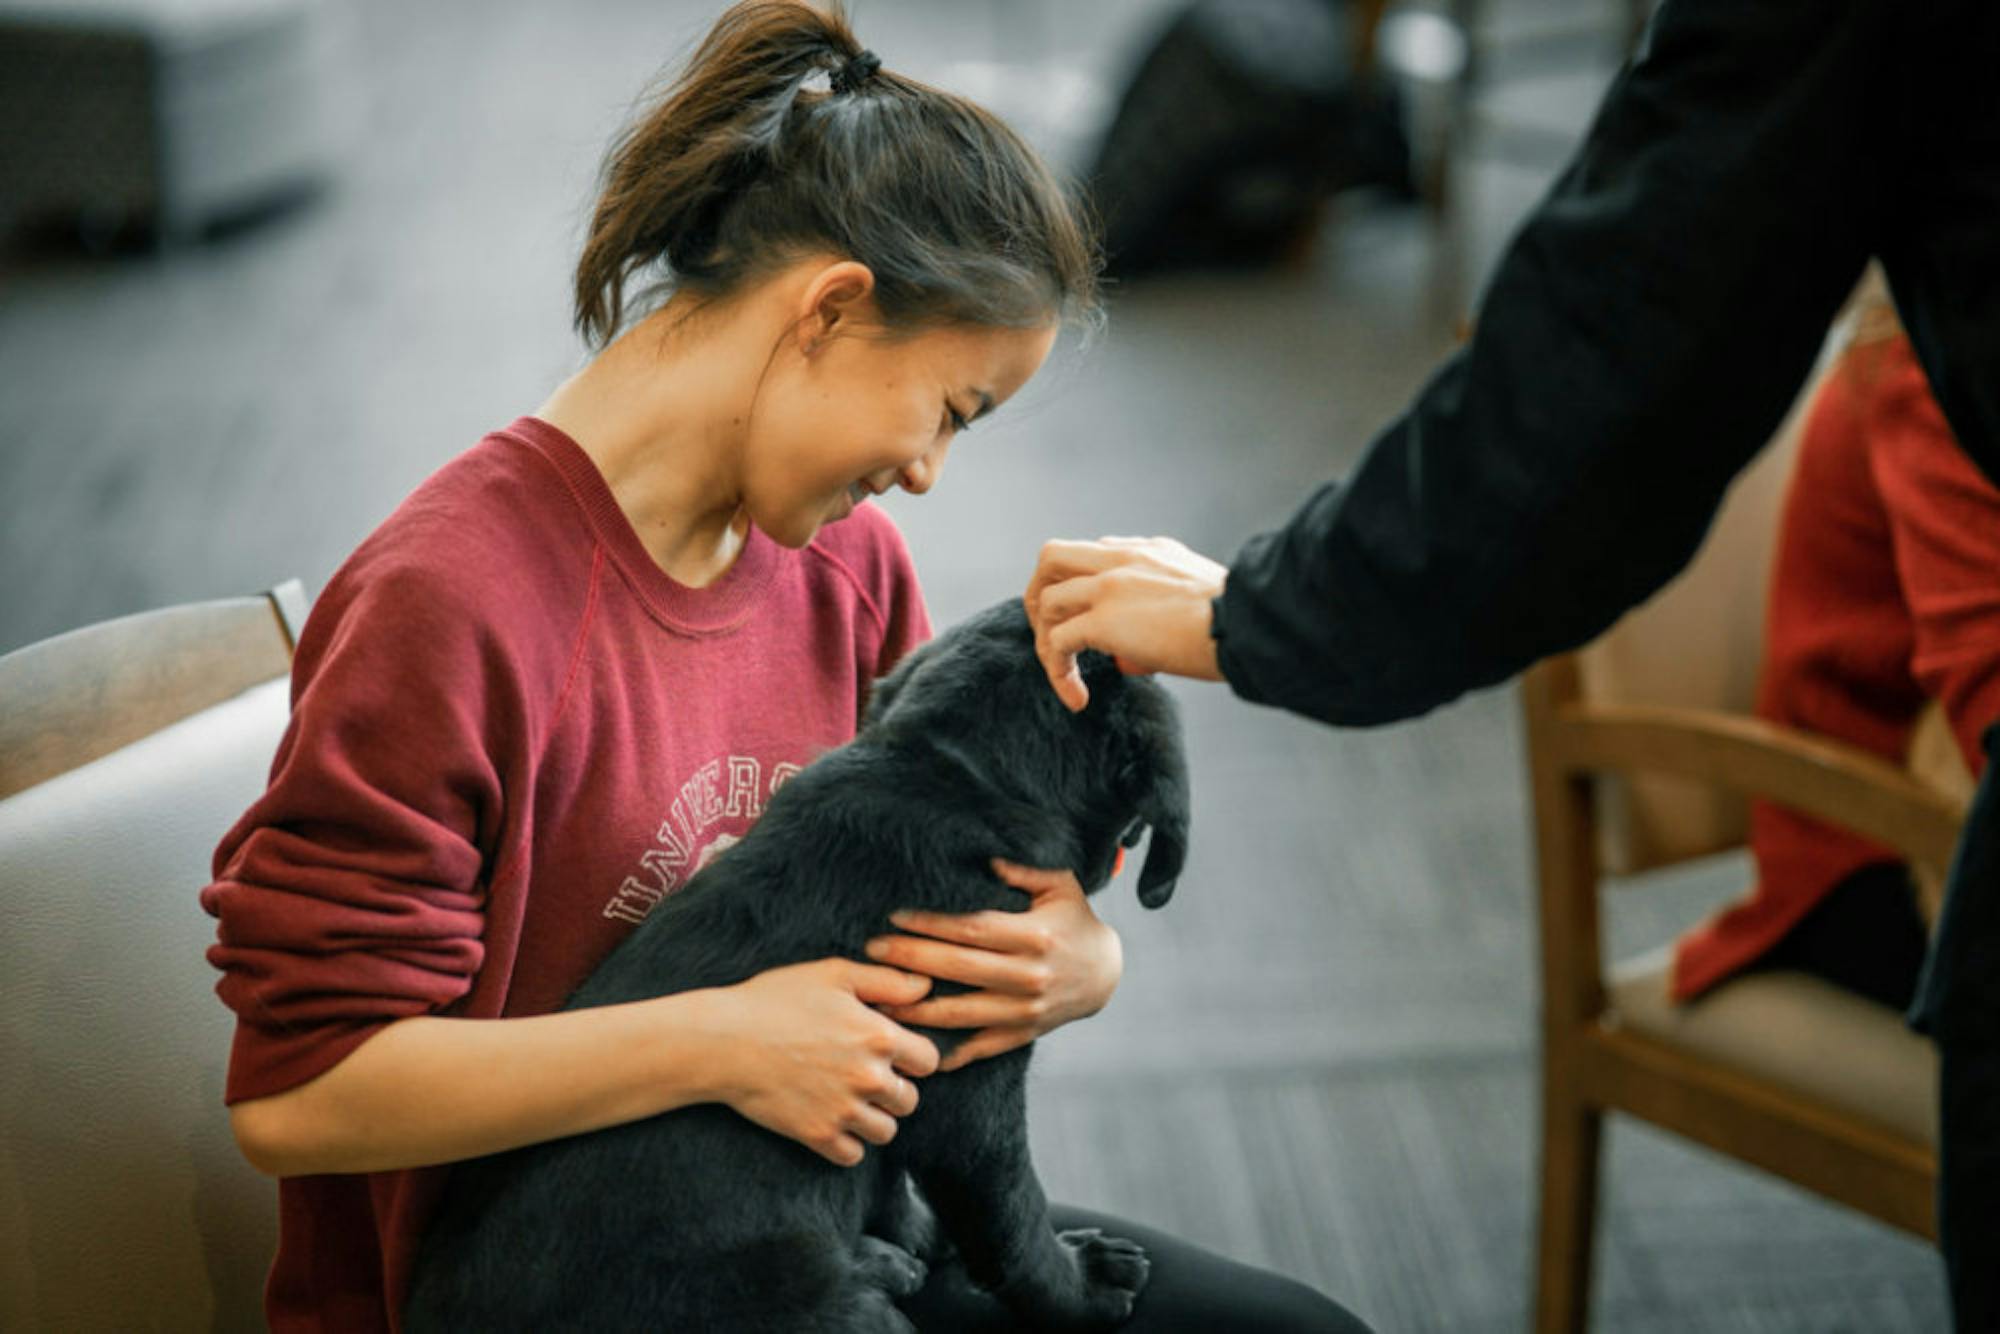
[201,568,507,1104]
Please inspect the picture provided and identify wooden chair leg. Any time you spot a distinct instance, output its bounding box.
[1534,1071,1602,1334]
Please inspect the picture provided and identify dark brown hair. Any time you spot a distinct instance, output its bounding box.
[574,1,1101,347]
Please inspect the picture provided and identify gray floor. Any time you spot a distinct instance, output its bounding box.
[0,0,1948,1329]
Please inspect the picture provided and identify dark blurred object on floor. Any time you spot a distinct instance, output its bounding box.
[0,0,342,252]
[1085,0,1415,277]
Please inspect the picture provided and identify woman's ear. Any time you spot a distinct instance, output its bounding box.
[796,259,878,355]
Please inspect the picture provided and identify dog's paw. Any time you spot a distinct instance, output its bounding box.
[1059,1227,1150,1327]
[872,1180,948,1266]
[854,1234,930,1299]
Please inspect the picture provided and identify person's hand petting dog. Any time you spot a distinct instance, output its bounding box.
[1024,536,1228,711]
[866,859,1123,1070]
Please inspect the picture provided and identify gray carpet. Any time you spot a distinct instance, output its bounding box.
[0,0,1947,1328]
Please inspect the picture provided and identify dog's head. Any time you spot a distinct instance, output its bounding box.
[862,599,1190,907]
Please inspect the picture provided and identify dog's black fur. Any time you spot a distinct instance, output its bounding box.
[404,599,1191,1332]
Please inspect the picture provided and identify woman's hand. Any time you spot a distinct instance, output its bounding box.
[866,860,1123,1071]
[1024,536,1228,711]
[703,958,940,1167]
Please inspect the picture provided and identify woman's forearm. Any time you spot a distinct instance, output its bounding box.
[228,989,733,1177]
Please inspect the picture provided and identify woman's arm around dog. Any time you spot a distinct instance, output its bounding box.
[229,958,941,1176]
[868,860,1126,1069]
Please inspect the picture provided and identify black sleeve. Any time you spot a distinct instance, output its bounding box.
[1874,6,2000,484]
[1209,0,1904,727]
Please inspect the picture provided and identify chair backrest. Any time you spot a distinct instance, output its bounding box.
[1575,338,1973,899]
[0,581,306,801]
[0,582,304,1333]
[1574,377,1809,875]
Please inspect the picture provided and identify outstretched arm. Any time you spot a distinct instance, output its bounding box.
[1213,0,1894,726]
[1032,0,1903,725]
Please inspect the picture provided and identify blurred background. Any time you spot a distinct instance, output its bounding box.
[0,0,1948,1328]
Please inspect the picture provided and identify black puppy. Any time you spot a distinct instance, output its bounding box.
[405,598,1191,1332]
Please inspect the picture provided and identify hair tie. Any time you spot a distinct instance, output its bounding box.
[831,49,882,94]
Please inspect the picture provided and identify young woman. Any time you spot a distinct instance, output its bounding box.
[203,3,1368,1330]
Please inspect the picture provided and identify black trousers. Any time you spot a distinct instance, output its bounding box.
[1749,860,1929,1011]
[900,1204,1372,1333]
[1911,726,2000,1331]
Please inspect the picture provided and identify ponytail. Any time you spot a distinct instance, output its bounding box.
[574,1,1099,347]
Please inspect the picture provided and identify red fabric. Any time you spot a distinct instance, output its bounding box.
[1673,336,2000,1000]
[200,416,930,1331]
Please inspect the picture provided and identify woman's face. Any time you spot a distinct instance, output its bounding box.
[743,316,1059,547]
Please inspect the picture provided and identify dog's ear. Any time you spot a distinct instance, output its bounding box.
[1127,689,1191,909]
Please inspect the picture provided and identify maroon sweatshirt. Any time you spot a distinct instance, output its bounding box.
[201,416,929,1331]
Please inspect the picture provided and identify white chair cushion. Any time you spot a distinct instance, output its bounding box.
[0,676,288,1333]
[1607,946,1937,1148]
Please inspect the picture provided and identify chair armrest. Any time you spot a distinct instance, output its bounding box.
[1544,699,1965,876]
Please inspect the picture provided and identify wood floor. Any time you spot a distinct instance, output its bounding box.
[0,0,1947,1328]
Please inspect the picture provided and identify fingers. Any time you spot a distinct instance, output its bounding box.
[833,1034,928,1163]
[817,1133,867,1167]
[886,1022,941,1079]
[869,1070,920,1119]
[813,959,940,1075]
[868,931,1053,995]
[937,1027,1033,1072]
[843,960,934,1006]
[726,961,946,1168]
[854,1065,916,1133]
[1027,617,1089,713]
[1025,540,1129,613]
[1028,536,1200,626]
[827,958,943,1073]
[849,1102,900,1148]
[1046,655,1090,712]
[1036,576,1127,690]
[1025,535,1229,699]
[888,901,1059,949]
[1043,606,1111,669]
[816,1088,906,1167]
[1034,570,1108,629]
[821,1029,930,1168]
[1027,545,1118,713]
[819,1025,929,1167]
[867,864,1083,1011]
[882,992,1045,1030]
[989,859,1084,897]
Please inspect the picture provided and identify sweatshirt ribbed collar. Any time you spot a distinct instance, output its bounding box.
[505,415,782,636]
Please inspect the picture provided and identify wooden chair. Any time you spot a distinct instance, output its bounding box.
[0,581,305,1332]
[1519,366,1967,1331]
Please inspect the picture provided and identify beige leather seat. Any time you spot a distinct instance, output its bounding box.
[1,583,303,1333]
[1606,946,1937,1149]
